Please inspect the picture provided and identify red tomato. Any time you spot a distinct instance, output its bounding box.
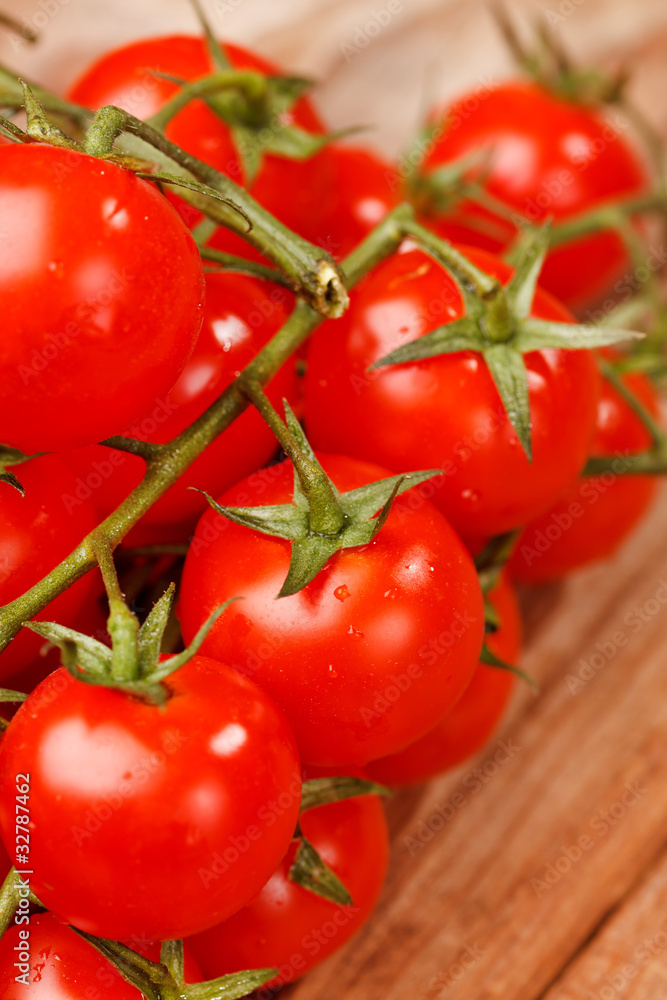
[179,452,485,767]
[0,455,100,681]
[63,272,297,545]
[303,245,601,538]
[0,912,202,999]
[368,572,521,785]
[188,768,389,988]
[417,81,647,312]
[0,656,301,941]
[67,35,328,235]
[0,144,204,454]
[509,368,658,581]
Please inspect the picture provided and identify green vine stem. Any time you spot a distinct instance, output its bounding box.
[0,206,411,657]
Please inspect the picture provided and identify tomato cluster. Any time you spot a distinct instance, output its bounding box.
[0,15,663,1000]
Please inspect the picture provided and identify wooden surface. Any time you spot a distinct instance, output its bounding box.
[3,1,667,997]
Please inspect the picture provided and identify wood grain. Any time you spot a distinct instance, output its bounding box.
[2,2,667,997]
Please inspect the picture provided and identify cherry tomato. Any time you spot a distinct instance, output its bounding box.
[303,245,601,538]
[63,272,297,545]
[0,455,100,681]
[0,144,204,454]
[509,367,658,582]
[188,767,389,989]
[179,452,485,767]
[0,912,202,999]
[0,656,301,941]
[68,35,328,237]
[417,81,647,312]
[368,571,521,785]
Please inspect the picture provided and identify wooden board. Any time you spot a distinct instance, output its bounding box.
[2,1,667,996]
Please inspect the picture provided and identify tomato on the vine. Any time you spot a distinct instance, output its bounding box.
[0,656,302,941]
[64,271,298,545]
[303,245,601,539]
[0,455,100,682]
[0,912,203,999]
[368,571,521,785]
[0,143,204,454]
[509,366,659,582]
[415,81,647,312]
[188,768,389,989]
[67,35,330,237]
[179,452,485,767]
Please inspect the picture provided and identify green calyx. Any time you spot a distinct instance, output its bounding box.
[0,446,41,496]
[197,397,441,597]
[289,776,390,906]
[25,576,238,706]
[72,932,277,1000]
[370,223,643,461]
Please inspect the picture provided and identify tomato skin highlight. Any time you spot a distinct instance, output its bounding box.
[179,452,485,767]
[188,768,389,988]
[368,572,521,785]
[509,369,659,582]
[0,455,99,682]
[0,143,204,454]
[0,912,203,998]
[0,657,302,941]
[303,245,601,538]
[418,80,648,312]
[63,272,297,545]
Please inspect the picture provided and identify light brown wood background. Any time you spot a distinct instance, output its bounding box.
[3,1,667,997]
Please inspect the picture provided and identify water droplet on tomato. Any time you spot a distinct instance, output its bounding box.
[327,664,338,678]
[461,488,480,504]
[334,584,350,602]
[347,625,364,640]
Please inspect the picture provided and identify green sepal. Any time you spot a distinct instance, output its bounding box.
[483,343,532,460]
[135,171,251,231]
[148,597,241,683]
[505,223,551,319]
[24,622,112,677]
[0,690,28,703]
[289,834,353,906]
[187,968,280,1000]
[300,776,390,814]
[480,642,538,693]
[0,446,41,496]
[136,583,175,679]
[188,0,231,72]
[515,319,643,354]
[483,596,500,634]
[21,81,79,149]
[369,317,483,369]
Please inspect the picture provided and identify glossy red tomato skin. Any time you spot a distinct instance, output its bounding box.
[0,144,204,454]
[63,272,297,545]
[0,456,100,681]
[303,245,601,539]
[368,572,521,785]
[0,656,302,941]
[179,452,485,767]
[188,767,389,989]
[509,369,658,582]
[419,80,648,313]
[0,912,202,999]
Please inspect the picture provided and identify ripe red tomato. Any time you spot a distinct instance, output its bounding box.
[67,35,329,236]
[0,455,100,681]
[368,571,521,785]
[417,81,647,312]
[63,272,297,545]
[0,912,202,999]
[0,656,302,941]
[188,768,389,989]
[509,368,658,582]
[0,144,204,454]
[303,245,601,538]
[179,452,485,767]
